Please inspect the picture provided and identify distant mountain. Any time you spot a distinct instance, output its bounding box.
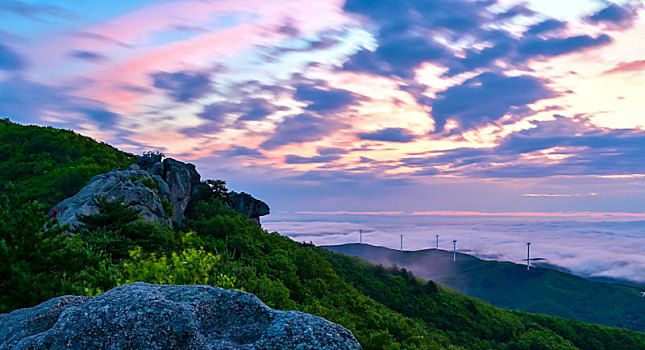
[323,243,645,331]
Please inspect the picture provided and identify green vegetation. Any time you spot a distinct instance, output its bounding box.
[140,177,158,190]
[121,244,236,289]
[1,120,644,349]
[0,190,102,308]
[161,198,174,217]
[325,244,645,331]
[129,174,158,190]
[0,119,135,206]
[204,179,231,204]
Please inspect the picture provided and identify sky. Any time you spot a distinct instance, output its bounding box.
[2,0,645,219]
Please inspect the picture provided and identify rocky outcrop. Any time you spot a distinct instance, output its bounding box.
[50,165,171,228]
[136,153,164,176]
[229,192,270,224]
[0,283,360,350]
[50,155,271,229]
[161,158,201,223]
[134,155,203,224]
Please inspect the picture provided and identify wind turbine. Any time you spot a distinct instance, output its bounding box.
[359,229,362,244]
[453,240,457,262]
[524,242,546,271]
[526,242,530,271]
[436,234,439,250]
[400,234,403,253]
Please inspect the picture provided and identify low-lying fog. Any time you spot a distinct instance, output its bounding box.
[264,214,645,286]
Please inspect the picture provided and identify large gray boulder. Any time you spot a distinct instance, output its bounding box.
[162,158,202,223]
[50,164,171,228]
[50,155,272,228]
[135,155,203,223]
[229,192,270,224]
[136,153,163,175]
[0,283,360,350]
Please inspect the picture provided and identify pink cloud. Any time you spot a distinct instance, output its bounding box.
[33,0,349,113]
[80,0,345,48]
[79,22,270,111]
[296,211,406,215]
[294,210,645,217]
[604,59,645,74]
[411,211,645,217]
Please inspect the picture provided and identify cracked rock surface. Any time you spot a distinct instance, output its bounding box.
[0,282,360,350]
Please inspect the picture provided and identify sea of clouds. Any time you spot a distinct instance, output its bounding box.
[263,215,645,286]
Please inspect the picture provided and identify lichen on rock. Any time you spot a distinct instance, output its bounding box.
[0,283,360,350]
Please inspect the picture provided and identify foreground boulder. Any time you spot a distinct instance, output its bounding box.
[0,283,360,350]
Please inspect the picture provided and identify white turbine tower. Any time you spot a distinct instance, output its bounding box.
[400,234,403,253]
[526,242,531,271]
[436,234,439,250]
[359,229,362,244]
[453,240,457,262]
[524,243,546,270]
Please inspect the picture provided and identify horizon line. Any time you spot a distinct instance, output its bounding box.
[294,210,645,217]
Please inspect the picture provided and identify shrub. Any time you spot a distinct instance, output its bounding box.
[140,177,158,190]
[120,246,236,288]
[161,198,174,217]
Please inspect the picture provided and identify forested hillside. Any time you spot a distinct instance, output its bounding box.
[0,118,135,205]
[1,120,644,350]
[324,243,645,331]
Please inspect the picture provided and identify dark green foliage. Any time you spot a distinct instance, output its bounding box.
[78,196,140,232]
[326,244,645,331]
[184,179,231,219]
[182,200,243,238]
[57,172,86,197]
[0,190,102,312]
[129,175,157,190]
[508,329,577,350]
[77,196,178,259]
[205,179,230,203]
[140,177,157,190]
[2,120,645,350]
[161,198,173,217]
[0,119,136,206]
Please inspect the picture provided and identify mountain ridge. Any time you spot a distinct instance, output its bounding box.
[323,243,645,331]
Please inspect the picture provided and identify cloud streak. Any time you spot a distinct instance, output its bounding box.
[357,127,416,142]
[261,113,346,150]
[0,43,25,71]
[587,2,641,29]
[151,70,212,103]
[432,73,554,132]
